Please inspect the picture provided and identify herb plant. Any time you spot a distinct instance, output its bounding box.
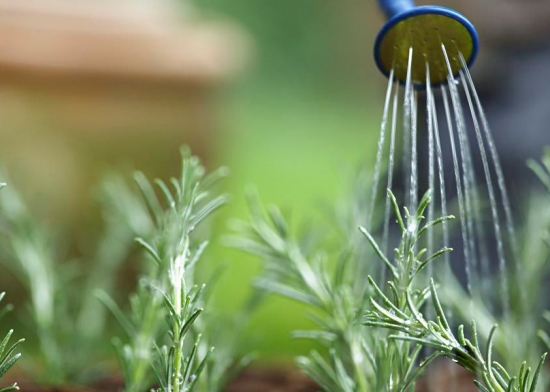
[0,181,68,384]
[0,292,23,392]
[424,148,550,388]
[362,192,547,392]
[0,180,23,392]
[0,140,548,392]
[78,173,154,341]
[0,173,151,385]
[231,187,452,392]
[230,185,375,391]
[103,147,250,392]
[234,174,549,392]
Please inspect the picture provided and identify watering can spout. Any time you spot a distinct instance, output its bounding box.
[378,0,415,19]
[374,0,479,87]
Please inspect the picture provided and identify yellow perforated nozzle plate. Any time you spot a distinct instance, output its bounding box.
[378,13,474,85]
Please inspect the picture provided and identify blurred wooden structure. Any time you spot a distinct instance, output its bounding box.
[0,0,248,225]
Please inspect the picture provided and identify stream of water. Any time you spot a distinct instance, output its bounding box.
[369,44,517,315]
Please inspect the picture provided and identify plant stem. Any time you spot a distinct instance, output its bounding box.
[172,270,184,392]
[173,340,184,392]
[354,358,369,392]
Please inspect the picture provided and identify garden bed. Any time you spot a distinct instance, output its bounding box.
[9,364,477,392]
[6,368,319,392]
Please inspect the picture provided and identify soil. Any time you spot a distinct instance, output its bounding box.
[9,368,319,392]
[7,361,477,392]
[225,368,319,392]
[415,359,477,392]
[6,383,100,392]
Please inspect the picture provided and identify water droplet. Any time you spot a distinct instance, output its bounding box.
[188,374,197,383]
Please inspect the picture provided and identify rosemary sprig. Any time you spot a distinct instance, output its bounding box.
[367,277,547,392]
[77,174,154,340]
[0,181,68,384]
[0,176,144,384]
[362,192,548,392]
[431,149,550,391]
[360,189,453,392]
[231,188,453,391]
[103,147,247,392]
[230,187,374,392]
[0,292,23,392]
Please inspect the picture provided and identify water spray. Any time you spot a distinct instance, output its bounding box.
[371,0,517,318]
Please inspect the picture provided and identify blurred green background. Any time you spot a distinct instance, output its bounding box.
[0,0,391,366]
[2,0,548,380]
[193,0,388,362]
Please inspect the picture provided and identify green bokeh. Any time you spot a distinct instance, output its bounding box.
[194,0,388,362]
[206,89,384,361]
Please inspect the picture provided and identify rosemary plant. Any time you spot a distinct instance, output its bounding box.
[0,173,157,384]
[362,192,548,392]
[0,181,68,384]
[230,186,374,391]
[235,175,549,392]
[0,292,23,392]
[366,277,547,392]
[360,190,453,392]
[77,174,154,340]
[428,148,550,386]
[230,187,452,391]
[103,147,248,392]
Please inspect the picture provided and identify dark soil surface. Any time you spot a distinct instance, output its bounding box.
[415,360,477,392]
[8,384,99,392]
[9,368,319,392]
[225,368,319,392]
[7,361,477,392]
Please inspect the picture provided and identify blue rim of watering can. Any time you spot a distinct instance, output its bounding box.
[374,5,479,88]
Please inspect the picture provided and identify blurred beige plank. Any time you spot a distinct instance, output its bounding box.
[0,0,249,227]
[0,0,248,84]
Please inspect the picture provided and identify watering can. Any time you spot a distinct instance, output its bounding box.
[374,0,479,86]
